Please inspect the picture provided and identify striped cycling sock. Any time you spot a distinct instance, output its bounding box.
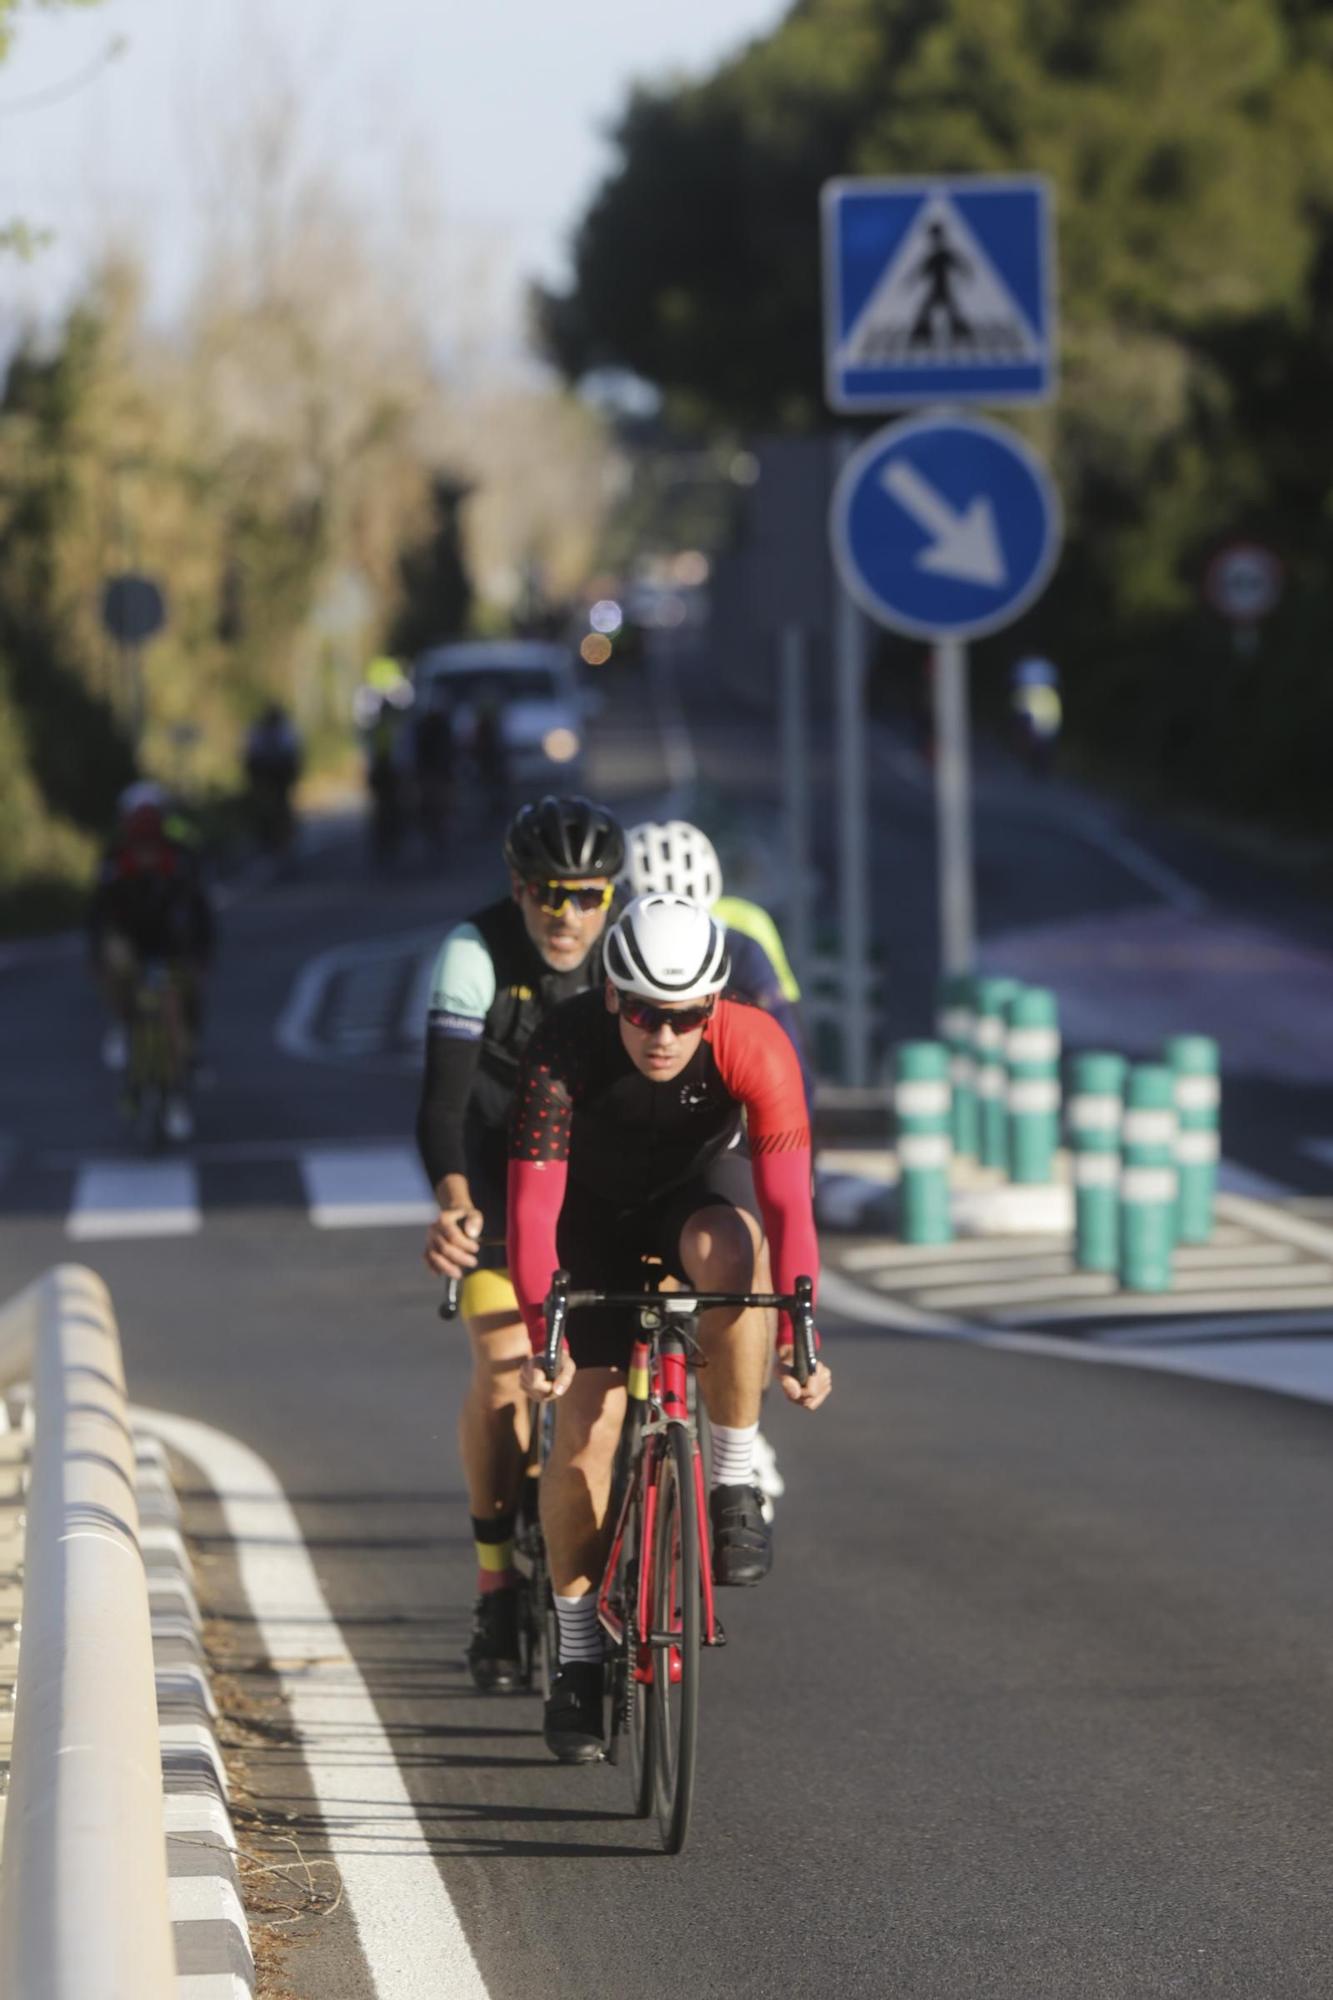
[554,1592,603,1664]
[472,1513,517,1595]
[710,1421,759,1490]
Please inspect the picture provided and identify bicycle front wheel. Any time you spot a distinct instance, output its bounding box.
[651,1420,701,1854]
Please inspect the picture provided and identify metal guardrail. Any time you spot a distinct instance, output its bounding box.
[0,1264,175,1999]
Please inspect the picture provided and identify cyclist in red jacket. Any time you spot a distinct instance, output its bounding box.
[506,892,831,1762]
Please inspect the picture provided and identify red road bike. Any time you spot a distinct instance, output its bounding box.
[540,1270,816,1854]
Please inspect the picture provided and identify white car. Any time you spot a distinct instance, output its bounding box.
[412,640,598,790]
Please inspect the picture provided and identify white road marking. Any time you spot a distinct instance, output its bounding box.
[923,1255,1333,1317]
[819,1268,1333,1410]
[301,1146,437,1229]
[66,1160,202,1240]
[1064,813,1209,916]
[138,1408,490,2000]
[1216,1192,1333,1263]
[916,1268,1116,1311]
[841,1232,1071,1273]
[991,1283,1333,1328]
[275,929,440,1064]
[1098,1309,1333,1348]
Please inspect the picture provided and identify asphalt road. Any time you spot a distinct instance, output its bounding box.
[2,655,1333,1996]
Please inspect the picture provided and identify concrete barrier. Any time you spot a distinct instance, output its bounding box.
[0,1265,175,2000]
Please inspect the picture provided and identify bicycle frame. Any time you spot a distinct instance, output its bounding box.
[598,1323,720,1677]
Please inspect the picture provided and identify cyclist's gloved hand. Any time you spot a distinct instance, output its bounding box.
[520,1347,575,1402]
[423,1206,484,1280]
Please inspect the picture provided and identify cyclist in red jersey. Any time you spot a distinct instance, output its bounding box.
[506,892,831,1761]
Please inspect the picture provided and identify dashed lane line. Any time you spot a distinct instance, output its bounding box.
[301,1145,437,1230]
[67,1160,202,1240]
[140,1409,490,2000]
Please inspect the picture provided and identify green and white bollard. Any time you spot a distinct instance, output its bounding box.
[894,1041,953,1244]
[1067,1052,1126,1272]
[1164,1035,1220,1243]
[1119,1064,1177,1292]
[936,974,978,1163]
[973,978,1022,1173]
[1006,987,1061,1184]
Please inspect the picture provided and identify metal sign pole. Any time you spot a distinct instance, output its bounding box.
[779,624,813,989]
[834,563,871,1086]
[933,636,976,975]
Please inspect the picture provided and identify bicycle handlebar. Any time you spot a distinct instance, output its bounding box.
[541,1271,818,1386]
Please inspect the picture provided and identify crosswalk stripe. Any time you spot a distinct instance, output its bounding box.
[300,1146,436,1230]
[67,1161,202,1241]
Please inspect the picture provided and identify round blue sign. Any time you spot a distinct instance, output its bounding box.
[831,413,1061,641]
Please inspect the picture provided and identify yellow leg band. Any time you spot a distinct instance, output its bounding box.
[476,1539,515,1574]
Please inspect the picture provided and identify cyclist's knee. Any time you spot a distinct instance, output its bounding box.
[553,1368,625,1463]
[466,1316,530,1401]
[680,1204,761,1291]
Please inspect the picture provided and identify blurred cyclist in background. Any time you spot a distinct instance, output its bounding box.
[412,681,456,856]
[1009,656,1063,778]
[243,702,303,853]
[89,782,215,1139]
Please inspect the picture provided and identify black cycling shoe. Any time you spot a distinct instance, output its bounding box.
[466,1587,523,1692]
[543,1660,605,1764]
[710,1482,773,1586]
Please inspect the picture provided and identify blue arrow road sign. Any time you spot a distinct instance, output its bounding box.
[830,414,1062,642]
[823,176,1056,410]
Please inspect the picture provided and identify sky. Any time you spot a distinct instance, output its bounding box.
[0,0,785,354]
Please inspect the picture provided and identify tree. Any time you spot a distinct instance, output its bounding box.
[539,0,1333,829]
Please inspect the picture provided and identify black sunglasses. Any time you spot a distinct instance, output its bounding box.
[525,879,614,915]
[619,993,716,1036]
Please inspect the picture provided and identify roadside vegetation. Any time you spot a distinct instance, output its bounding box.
[0,12,621,932]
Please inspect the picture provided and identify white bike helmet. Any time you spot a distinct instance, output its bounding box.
[621,820,722,909]
[604,893,730,1003]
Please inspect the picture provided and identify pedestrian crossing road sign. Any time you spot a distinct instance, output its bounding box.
[822,176,1057,410]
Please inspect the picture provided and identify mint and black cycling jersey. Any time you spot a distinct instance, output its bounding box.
[415,897,607,1248]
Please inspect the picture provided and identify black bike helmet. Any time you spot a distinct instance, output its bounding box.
[503,795,625,880]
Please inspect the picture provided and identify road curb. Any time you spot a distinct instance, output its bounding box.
[136,1434,256,2000]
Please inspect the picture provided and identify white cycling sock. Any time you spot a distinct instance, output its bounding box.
[710,1421,759,1490]
[554,1592,602,1664]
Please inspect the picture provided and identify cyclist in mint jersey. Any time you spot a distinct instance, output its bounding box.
[417,795,624,1692]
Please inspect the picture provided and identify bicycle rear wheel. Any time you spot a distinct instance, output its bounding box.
[651,1420,701,1854]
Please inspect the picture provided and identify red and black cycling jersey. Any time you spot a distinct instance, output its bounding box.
[506,991,818,1349]
[88,837,213,962]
